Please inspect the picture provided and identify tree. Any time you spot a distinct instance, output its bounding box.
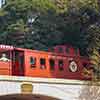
[0,0,99,52]
[79,16,100,100]
[0,0,62,48]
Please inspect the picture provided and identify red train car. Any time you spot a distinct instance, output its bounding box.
[0,44,92,80]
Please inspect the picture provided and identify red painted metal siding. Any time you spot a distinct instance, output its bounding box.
[0,44,91,80]
[24,49,88,80]
[0,61,12,75]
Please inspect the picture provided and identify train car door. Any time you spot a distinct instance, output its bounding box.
[12,50,25,76]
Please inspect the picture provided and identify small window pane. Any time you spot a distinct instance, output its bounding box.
[74,48,78,55]
[66,48,69,53]
[58,60,64,71]
[50,48,54,52]
[58,47,63,53]
[83,63,87,68]
[40,58,46,69]
[30,57,36,69]
[49,59,55,70]
[30,57,36,65]
[40,58,45,65]
[0,52,10,62]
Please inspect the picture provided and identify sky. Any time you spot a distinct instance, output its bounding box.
[0,0,1,8]
[0,0,5,8]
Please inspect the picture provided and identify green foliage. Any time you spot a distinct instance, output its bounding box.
[54,0,68,13]
[7,19,29,33]
[0,0,99,56]
[0,9,7,16]
[31,0,57,13]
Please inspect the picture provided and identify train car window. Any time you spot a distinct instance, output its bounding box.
[74,48,78,55]
[50,48,54,52]
[58,47,63,53]
[58,60,64,71]
[66,48,69,53]
[83,63,87,68]
[30,57,36,68]
[30,57,36,64]
[49,59,55,70]
[0,52,10,62]
[40,58,46,69]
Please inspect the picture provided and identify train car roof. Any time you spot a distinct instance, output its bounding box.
[15,47,66,57]
[0,44,85,58]
[15,47,80,58]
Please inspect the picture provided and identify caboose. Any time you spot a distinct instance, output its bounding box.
[0,44,92,80]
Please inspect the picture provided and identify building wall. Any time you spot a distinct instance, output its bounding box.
[0,75,87,100]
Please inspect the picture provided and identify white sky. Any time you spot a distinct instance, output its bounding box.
[0,0,1,8]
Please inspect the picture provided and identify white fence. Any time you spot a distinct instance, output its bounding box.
[0,75,99,100]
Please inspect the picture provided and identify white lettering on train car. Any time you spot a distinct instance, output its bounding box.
[0,45,13,49]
